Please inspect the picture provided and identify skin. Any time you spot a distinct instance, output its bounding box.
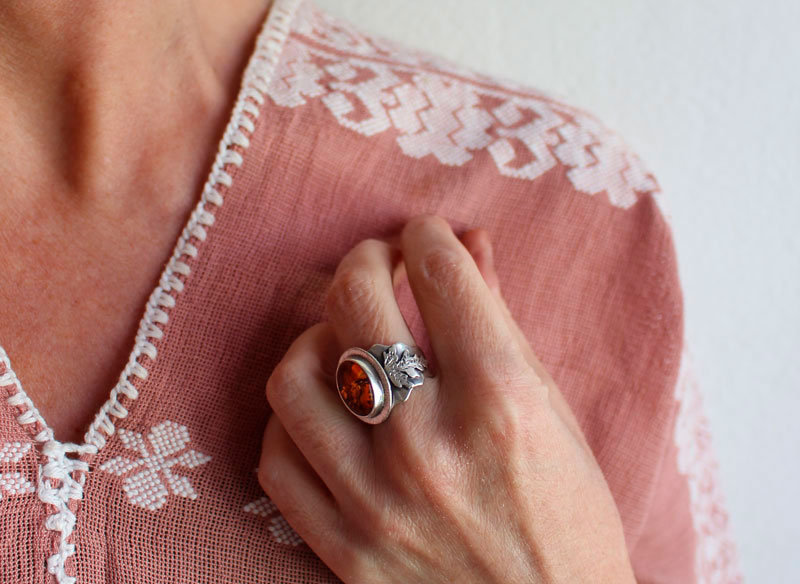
[0,0,272,443]
[1,2,635,578]
[260,214,637,582]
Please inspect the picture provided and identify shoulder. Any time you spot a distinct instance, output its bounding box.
[283,0,689,548]
[247,0,695,568]
[259,1,685,424]
[259,0,682,358]
[266,0,663,214]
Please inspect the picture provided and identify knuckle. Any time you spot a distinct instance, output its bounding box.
[418,247,469,296]
[470,352,536,395]
[455,372,544,447]
[451,403,525,470]
[266,361,303,411]
[325,266,395,340]
[479,400,525,445]
[326,265,378,317]
[497,354,538,388]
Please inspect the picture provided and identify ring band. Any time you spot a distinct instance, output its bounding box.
[335,342,429,424]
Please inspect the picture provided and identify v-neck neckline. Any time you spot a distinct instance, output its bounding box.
[0,0,302,456]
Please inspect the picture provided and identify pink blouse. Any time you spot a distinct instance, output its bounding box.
[0,0,740,582]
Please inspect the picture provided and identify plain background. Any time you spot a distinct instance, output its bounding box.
[313,0,800,580]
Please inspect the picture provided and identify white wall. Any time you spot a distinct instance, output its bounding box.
[313,0,800,580]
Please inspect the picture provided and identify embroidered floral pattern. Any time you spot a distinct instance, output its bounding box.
[0,441,35,501]
[264,4,658,209]
[98,420,211,511]
[673,345,742,583]
[244,496,305,547]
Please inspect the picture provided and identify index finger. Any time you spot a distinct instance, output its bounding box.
[400,214,534,391]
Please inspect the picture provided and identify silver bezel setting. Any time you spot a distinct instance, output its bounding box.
[336,342,429,425]
[336,348,393,424]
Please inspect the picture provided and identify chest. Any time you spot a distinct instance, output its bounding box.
[0,204,193,444]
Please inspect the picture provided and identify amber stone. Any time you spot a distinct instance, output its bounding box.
[337,360,374,416]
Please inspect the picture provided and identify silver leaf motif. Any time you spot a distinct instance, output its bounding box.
[383,345,427,389]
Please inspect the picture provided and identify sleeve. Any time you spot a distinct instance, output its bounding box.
[630,337,743,583]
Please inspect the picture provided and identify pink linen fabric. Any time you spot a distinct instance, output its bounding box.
[0,0,740,582]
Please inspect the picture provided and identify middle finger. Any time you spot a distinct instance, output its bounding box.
[324,237,439,433]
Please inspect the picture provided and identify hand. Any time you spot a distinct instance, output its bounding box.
[259,214,636,583]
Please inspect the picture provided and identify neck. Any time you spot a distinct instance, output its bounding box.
[0,0,272,210]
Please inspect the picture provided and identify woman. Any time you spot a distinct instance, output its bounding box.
[0,0,739,582]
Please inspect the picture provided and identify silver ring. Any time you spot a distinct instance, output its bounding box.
[335,342,429,424]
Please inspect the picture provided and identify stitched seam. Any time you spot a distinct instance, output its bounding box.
[0,1,302,582]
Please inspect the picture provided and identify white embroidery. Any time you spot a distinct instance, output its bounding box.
[265,4,658,209]
[673,343,742,583]
[98,421,211,511]
[2,352,97,584]
[292,0,507,85]
[39,441,95,584]
[0,442,35,500]
[244,495,305,546]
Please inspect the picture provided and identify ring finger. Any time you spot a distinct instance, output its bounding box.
[324,238,439,436]
[266,322,372,505]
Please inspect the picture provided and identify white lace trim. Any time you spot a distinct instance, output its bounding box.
[0,0,302,581]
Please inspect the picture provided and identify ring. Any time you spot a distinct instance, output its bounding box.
[335,342,429,424]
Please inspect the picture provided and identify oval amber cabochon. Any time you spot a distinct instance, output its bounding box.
[337,360,375,417]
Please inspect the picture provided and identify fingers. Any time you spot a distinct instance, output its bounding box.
[266,321,372,503]
[459,227,500,294]
[400,215,534,392]
[323,237,440,432]
[460,227,591,452]
[257,412,346,560]
[324,238,416,351]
